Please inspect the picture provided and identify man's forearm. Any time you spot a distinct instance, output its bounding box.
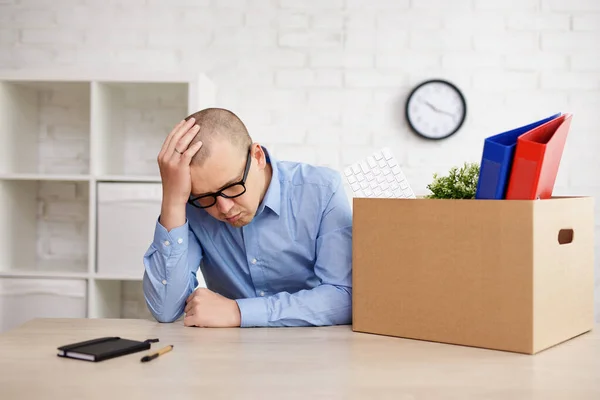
[159,201,187,231]
[143,220,201,322]
[235,283,352,327]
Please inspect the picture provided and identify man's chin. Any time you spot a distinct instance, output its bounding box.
[229,218,250,228]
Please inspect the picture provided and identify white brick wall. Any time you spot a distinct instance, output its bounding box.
[121,83,188,176]
[36,181,88,271]
[0,0,599,321]
[37,83,90,175]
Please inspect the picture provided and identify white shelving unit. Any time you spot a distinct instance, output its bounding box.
[0,70,215,328]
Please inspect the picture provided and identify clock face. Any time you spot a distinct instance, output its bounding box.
[405,79,467,140]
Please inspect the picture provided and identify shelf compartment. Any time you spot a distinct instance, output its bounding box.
[96,182,162,277]
[91,82,188,177]
[121,281,153,319]
[0,277,87,333]
[88,279,152,320]
[0,179,89,275]
[0,81,91,175]
[88,279,122,319]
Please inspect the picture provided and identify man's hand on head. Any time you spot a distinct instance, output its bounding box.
[157,117,203,231]
[183,288,242,328]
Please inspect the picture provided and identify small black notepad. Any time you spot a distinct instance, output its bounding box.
[57,337,158,362]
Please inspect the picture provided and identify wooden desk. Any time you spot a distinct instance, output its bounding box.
[0,319,599,399]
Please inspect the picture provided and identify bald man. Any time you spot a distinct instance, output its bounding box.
[142,108,352,328]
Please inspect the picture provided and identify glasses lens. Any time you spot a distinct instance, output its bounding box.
[221,184,246,198]
[196,196,216,208]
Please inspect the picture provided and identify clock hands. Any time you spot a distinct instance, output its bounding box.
[424,101,455,118]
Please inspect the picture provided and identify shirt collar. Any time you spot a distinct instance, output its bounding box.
[257,146,281,217]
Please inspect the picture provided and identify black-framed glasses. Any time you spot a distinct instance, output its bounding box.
[188,148,252,209]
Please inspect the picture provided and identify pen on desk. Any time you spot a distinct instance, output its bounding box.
[140,345,174,363]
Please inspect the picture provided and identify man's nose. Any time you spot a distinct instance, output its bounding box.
[215,196,234,215]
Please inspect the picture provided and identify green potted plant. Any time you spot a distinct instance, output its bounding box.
[425,162,480,199]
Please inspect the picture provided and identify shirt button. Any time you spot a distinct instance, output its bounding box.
[259,291,265,297]
[177,238,183,244]
[164,240,170,246]
[251,258,257,264]
[162,280,167,285]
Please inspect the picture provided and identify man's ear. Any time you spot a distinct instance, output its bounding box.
[251,143,267,170]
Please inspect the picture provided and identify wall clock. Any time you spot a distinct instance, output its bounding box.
[405,79,467,140]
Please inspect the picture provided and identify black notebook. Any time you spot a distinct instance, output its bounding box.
[57,337,157,362]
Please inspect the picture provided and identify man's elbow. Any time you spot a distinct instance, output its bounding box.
[153,312,181,323]
[143,273,187,323]
[324,284,352,326]
[145,300,182,323]
[154,315,177,324]
[333,304,352,326]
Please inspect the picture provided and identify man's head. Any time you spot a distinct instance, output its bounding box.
[186,108,271,227]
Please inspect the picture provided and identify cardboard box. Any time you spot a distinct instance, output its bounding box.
[352,196,595,354]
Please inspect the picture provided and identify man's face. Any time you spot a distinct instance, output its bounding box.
[189,141,266,227]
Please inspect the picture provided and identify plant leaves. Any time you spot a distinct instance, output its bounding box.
[425,162,480,199]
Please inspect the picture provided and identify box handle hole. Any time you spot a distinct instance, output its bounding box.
[558,229,574,245]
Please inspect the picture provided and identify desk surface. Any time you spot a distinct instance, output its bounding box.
[0,319,599,400]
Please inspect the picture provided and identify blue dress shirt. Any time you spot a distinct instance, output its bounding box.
[142,148,353,327]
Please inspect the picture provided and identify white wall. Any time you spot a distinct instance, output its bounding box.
[1,0,599,321]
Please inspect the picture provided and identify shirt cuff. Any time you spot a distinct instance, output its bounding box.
[153,217,188,257]
[235,297,269,327]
